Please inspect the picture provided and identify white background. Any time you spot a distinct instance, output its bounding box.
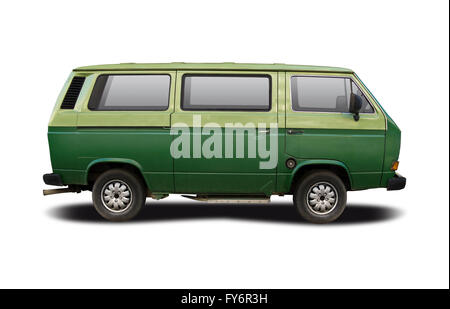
[0,0,448,289]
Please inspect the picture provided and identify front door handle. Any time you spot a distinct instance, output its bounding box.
[287,129,304,135]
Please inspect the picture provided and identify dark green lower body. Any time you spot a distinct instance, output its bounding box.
[48,126,394,195]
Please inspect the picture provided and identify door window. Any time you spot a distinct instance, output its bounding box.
[291,76,374,113]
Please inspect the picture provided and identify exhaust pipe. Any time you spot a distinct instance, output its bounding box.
[43,187,81,196]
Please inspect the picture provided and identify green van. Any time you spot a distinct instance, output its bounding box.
[44,63,406,223]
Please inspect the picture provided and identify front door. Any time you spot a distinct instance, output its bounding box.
[171,71,279,195]
[285,72,386,189]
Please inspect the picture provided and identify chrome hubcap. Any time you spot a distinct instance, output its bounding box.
[101,180,132,213]
[307,182,338,215]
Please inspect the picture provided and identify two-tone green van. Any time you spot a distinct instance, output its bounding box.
[44,63,406,223]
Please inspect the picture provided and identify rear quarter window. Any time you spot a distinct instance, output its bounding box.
[88,74,170,111]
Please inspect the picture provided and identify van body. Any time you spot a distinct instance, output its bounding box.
[44,63,406,223]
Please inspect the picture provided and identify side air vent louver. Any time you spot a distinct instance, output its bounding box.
[60,76,86,109]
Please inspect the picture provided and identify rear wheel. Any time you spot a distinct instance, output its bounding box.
[293,170,347,223]
[92,169,145,221]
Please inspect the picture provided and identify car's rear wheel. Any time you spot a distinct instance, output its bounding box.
[92,169,145,221]
[293,170,347,223]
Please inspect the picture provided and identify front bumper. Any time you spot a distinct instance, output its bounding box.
[43,173,64,186]
[387,173,406,191]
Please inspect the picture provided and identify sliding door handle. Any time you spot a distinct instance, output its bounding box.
[287,129,304,135]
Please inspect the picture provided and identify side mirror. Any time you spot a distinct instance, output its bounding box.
[349,94,363,121]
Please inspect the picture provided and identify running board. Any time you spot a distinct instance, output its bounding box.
[182,195,270,204]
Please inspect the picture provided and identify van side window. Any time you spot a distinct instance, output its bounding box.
[351,81,374,113]
[291,76,374,113]
[182,75,270,111]
[88,75,170,111]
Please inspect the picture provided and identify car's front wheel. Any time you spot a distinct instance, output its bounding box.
[293,170,347,224]
[92,169,145,221]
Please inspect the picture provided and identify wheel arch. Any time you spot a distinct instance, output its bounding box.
[289,160,352,193]
[86,158,148,189]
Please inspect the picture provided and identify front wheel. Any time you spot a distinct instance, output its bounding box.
[293,170,347,224]
[92,169,146,221]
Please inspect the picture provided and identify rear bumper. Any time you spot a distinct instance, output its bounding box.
[387,173,406,191]
[43,173,64,186]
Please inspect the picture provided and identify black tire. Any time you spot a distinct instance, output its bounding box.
[92,169,146,222]
[293,170,347,224]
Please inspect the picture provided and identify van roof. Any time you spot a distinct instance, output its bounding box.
[74,62,353,73]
